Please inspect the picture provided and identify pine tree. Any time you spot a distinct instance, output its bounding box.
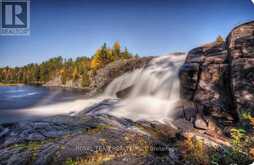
[123,47,130,59]
[216,35,224,45]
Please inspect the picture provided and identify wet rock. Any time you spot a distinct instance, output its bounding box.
[0,128,10,138]
[32,122,51,129]
[0,149,12,163]
[181,101,197,122]
[34,143,59,165]
[7,151,32,165]
[27,133,45,141]
[0,125,3,132]
[3,137,24,148]
[42,130,65,138]
[194,114,208,130]
[179,63,200,100]
[116,86,133,99]
[81,99,119,116]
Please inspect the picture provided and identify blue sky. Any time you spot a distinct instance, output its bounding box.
[0,0,254,67]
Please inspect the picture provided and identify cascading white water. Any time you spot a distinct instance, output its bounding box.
[7,53,186,123]
[102,53,187,122]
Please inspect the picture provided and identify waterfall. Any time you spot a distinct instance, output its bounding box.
[103,53,186,122]
[7,53,186,123]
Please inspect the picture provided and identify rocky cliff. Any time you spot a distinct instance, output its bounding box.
[179,21,254,132]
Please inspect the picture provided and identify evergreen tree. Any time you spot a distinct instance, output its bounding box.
[123,47,131,59]
[216,35,224,45]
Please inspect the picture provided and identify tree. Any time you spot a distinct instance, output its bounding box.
[60,68,67,84]
[81,72,90,87]
[216,35,224,45]
[113,41,121,59]
[101,43,112,64]
[123,47,131,59]
[90,43,114,70]
[0,42,135,86]
[40,63,49,82]
[91,49,103,70]
[113,41,121,51]
[72,67,79,81]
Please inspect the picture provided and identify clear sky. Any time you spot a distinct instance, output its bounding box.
[1,0,254,67]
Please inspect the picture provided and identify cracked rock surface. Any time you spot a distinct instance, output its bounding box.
[179,21,254,132]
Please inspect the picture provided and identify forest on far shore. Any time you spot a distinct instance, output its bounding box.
[0,42,135,87]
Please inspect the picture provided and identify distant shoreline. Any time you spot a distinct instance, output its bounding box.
[0,82,91,92]
[0,82,44,87]
[0,82,24,86]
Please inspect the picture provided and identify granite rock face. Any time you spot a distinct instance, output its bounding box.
[227,22,254,117]
[179,21,254,131]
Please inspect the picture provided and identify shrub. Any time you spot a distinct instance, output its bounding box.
[182,136,209,164]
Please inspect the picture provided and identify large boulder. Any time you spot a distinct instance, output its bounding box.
[227,21,254,116]
[179,21,254,130]
[180,43,236,125]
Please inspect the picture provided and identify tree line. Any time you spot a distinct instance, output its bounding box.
[0,42,134,87]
